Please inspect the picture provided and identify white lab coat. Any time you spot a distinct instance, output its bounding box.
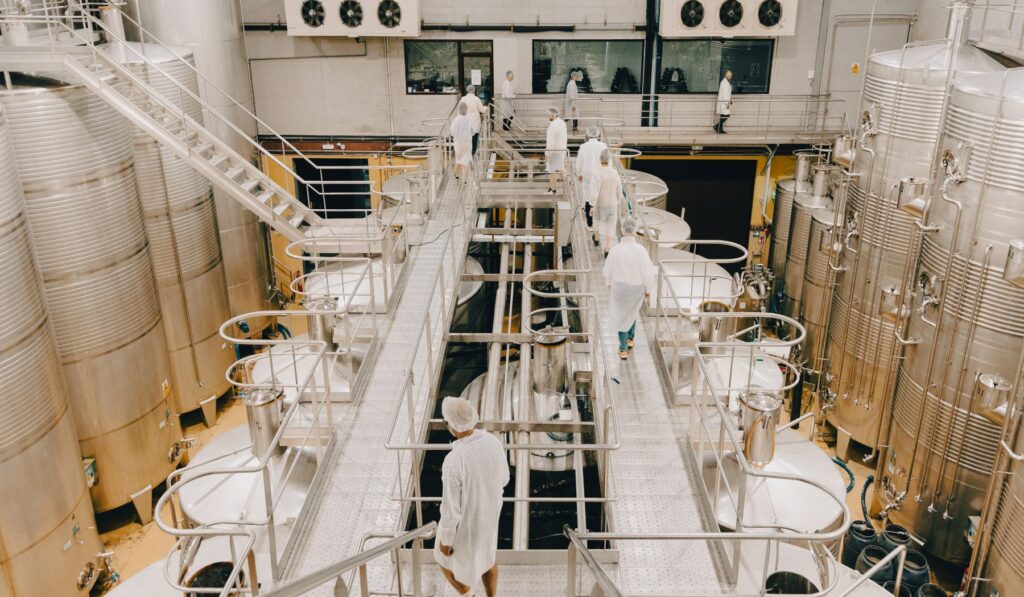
[576,138,607,204]
[499,78,515,117]
[716,77,732,115]
[434,431,510,586]
[546,118,568,173]
[593,165,623,243]
[565,78,579,120]
[603,236,657,333]
[450,114,474,167]
[459,93,487,134]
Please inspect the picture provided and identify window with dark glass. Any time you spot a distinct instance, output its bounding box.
[404,40,494,101]
[659,39,773,94]
[532,40,644,94]
[294,157,370,220]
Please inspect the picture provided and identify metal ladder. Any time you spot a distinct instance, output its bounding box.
[0,45,322,241]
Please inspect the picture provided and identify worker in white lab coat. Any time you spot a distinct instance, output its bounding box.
[459,85,488,154]
[714,69,733,134]
[575,126,607,237]
[603,217,656,360]
[592,149,624,253]
[435,396,510,597]
[450,102,474,182]
[499,70,515,131]
[545,106,568,195]
[564,70,581,133]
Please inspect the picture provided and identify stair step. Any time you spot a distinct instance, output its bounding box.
[224,166,245,181]
[273,202,291,216]
[289,213,307,228]
[239,179,260,194]
[208,154,229,170]
[191,142,213,156]
[255,191,274,205]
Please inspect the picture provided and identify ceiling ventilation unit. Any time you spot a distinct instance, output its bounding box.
[660,0,798,37]
[286,0,420,37]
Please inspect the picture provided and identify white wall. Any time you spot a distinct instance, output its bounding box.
[242,0,952,138]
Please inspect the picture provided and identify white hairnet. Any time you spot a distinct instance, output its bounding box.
[548,106,560,117]
[466,84,476,94]
[585,126,600,139]
[622,217,638,235]
[442,396,479,433]
[599,148,611,164]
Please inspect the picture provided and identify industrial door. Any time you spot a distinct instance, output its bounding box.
[632,158,756,272]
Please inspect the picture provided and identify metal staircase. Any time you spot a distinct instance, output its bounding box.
[0,45,321,241]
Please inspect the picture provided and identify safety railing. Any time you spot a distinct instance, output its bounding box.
[976,0,1024,55]
[259,522,438,597]
[504,93,850,141]
[0,3,430,220]
[152,254,383,595]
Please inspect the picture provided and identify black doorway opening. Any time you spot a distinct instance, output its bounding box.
[632,158,756,272]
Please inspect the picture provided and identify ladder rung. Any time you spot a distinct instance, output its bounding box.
[289,213,306,228]
[239,179,260,193]
[191,141,213,155]
[224,167,245,180]
[273,201,290,216]
[255,191,274,205]
[208,154,229,170]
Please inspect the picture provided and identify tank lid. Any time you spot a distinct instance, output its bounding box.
[533,325,568,346]
[793,192,831,210]
[740,390,782,413]
[954,69,1024,104]
[812,208,837,227]
[457,256,484,307]
[242,387,283,407]
[869,42,1001,75]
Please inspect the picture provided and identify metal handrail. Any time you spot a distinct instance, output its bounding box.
[259,522,438,597]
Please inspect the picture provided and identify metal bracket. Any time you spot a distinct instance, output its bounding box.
[129,484,154,525]
[199,393,218,427]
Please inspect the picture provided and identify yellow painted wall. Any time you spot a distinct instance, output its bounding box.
[260,152,423,300]
[631,153,797,266]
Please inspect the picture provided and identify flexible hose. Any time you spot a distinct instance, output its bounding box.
[862,474,874,522]
[277,323,292,339]
[832,456,855,493]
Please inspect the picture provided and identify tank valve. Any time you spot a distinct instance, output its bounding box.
[76,561,97,590]
[168,438,196,464]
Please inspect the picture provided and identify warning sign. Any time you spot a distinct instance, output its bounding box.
[851,63,861,75]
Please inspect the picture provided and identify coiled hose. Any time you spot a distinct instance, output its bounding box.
[832,456,855,493]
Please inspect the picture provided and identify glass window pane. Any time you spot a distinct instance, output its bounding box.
[405,41,459,94]
[461,55,493,103]
[659,39,773,94]
[532,41,643,94]
[720,39,773,94]
[460,41,492,53]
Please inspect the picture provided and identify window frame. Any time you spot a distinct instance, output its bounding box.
[657,38,775,95]
[403,40,494,96]
[531,39,646,95]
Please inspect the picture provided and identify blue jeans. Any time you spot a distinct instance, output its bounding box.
[618,321,636,352]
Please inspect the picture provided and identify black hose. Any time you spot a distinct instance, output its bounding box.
[832,456,855,493]
[862,474,874,522]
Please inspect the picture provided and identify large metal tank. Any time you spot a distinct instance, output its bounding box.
[876,69,1024,565]
[0,76,182,513]
[800,208,836,377]
[782,168,832,320]
[824,42,1001,452]
[107,42,234,414]
[132,0,271,335]
[769,150,814,279]
[0,106,102,597]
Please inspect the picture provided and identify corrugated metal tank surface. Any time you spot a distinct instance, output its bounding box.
[825,42,1001,451]
[0,76,181,513]
[879,69,1024,565]
[770,177,796,277]
[132,0,271,336]
[782,189,830,321]
[106,42,234,413]
[0,106,102,597]
[800,208,836,377]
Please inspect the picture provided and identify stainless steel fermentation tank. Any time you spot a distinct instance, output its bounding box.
[824,41,1001,454]
[782,165,832,323]
[0,76,182,514]
[800,208,837,378]
[106,42,235,415]
[877,69,1024,566]
[132,0,272,335]
[769,149,815,280]
[0,107,103,597]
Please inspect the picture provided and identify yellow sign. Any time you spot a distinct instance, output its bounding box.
[851,63,861,75]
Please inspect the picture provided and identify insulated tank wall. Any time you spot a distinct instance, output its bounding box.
[111,42,234,413]
[770,178,796,277]
[878,69,1024,564]
[0,107,102,597]
[131,0,271,335]
[782,190,830,321]
[0,78,181,512]
[824,43,1001,450]
[800,208,836,375]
